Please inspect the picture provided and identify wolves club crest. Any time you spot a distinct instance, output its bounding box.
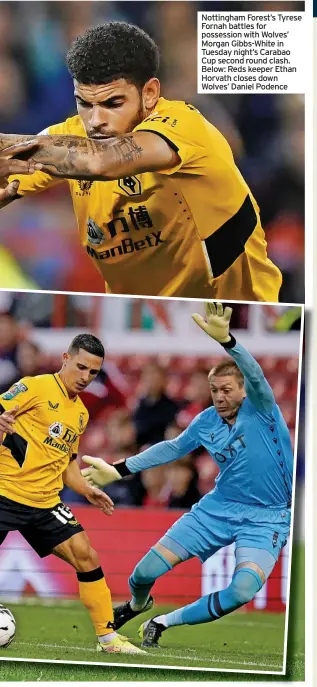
[118,176,142,196]
[78,180,93,193]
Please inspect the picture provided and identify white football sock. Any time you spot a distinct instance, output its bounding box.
[98,631,117,643]
[153,614,168,627]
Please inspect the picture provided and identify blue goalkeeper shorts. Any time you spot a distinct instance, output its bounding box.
[160,489,291,566]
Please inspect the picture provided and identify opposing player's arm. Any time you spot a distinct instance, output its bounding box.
[63,458,114,515]
[0,405,19,444]
[0,138,40,209]
[0,127,71,208]
[192,302,275,411]
[6,131,180,181]
[81,419,202,488]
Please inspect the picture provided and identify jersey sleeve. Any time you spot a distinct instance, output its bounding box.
[8,121,69,196]
[126,414,202,473]
[134,103,208,175]
[0,377,40,415]
[224,341,275,412]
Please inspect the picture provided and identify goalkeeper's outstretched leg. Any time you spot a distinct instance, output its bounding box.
[113,544,183,630]
[138,564,264,648]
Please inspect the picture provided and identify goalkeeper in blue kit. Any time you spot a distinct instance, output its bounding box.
[82,303,294,648]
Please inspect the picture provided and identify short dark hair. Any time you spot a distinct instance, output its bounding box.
[208,360,244,387]
[68,333,104,359]
[66,21,160,88]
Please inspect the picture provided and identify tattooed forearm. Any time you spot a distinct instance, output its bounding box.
[106,135,143,165]
[24,135,100,178]
[0,134,35,151]
[10,133,144,180]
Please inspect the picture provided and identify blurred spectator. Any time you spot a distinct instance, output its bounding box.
[78,409,143,507]
[133,362,178,447]
[107,409,137,461]
[140,466,170,508]
[176,369,211,429]
[15,340,45,379]
[165,422,182,441]
[2,338,50,391]
[80,363,127,422]
[166,458,201,509]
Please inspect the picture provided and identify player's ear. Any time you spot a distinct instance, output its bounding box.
[62,352,70,367]
[142,78,160,112]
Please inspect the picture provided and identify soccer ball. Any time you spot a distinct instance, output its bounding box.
[0,606,16,648]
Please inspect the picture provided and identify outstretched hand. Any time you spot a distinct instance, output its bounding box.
[0,405,19,444]
[81,456,122,488]
[85,486,114,516]
[0,138,39,203]
[192,302,232,343]
[4,135,100,180]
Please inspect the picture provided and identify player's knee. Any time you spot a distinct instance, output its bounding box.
[68,533,100,572]
[76,545,99,572]
[230,568,263,606]
[129,548,172,588]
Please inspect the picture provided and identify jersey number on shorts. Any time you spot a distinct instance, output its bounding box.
[51,504,75,525]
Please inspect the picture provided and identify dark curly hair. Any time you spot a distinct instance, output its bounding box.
[66,21,160,88]
[68,334,104,359]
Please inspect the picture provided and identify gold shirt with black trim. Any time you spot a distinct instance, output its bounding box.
[9,97,282,301]
[0,374,89,508]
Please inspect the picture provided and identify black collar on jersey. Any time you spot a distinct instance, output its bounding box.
[53,373,79,402]
[52,374,67,398]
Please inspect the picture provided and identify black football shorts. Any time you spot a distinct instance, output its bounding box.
[0,495,84,557]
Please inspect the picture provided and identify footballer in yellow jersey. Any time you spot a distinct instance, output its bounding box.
[0,373,89,509]
[0,333,144,655]
[1,22,281,301]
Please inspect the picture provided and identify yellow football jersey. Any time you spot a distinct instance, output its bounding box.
[0,374,88,508]
[10,97,281,301]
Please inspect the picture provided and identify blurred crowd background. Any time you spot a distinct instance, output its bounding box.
[0,292,303,509]
[0,0,305,303]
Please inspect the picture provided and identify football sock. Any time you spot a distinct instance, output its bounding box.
[162,568,263,627]
[77,567,115,636]
[153,613,168,627]
[129,547,172,611]
[98,632,117,643]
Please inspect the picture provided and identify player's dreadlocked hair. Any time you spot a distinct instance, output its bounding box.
[68,334,105,359]
[208,360,244,387]
[66,21,160,88]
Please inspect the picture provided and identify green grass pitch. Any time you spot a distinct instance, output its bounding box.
[0,543,304,681]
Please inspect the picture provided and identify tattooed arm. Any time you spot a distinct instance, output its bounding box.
[6,132,180,181]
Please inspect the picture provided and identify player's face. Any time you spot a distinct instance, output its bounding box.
[61,348,103,397]
[209,375,245,420]
[74,77,160,139]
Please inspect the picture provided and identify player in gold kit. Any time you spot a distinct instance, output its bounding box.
[0,333,145,655]
[0,22,281,301]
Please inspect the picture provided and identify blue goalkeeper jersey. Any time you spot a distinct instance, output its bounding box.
[126,342,294,508]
